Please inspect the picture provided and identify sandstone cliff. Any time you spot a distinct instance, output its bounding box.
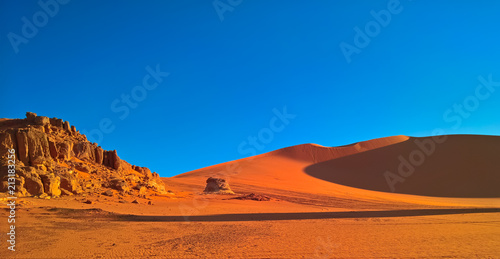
[0,112,166,198]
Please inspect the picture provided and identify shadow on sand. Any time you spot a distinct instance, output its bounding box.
[304,135,500,198]
[117,208,500,222]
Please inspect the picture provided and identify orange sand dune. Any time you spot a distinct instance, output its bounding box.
[169,135,500,208]
[305,134,500,198]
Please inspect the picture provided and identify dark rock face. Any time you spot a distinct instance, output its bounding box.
[95,146,104,165]
[0,112,167,198]
[49,118,63,128]
[16,128,51,166]
[103,150,120,170]
[204,177,235,194]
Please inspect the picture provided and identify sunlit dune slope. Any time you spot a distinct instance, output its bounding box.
[265,135,410,163]
[168,135,500,207]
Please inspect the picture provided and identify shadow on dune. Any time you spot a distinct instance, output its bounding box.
[118,208,500,222]
[304,135,500,198]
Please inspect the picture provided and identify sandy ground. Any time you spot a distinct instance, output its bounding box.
[2,195,499,258]
[2,135,500,258]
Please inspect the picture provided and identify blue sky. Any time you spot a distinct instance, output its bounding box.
[1,1,500,177]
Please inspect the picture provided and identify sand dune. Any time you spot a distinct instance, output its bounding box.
[266,135,410,163]
[170,135,500,207]
[306,135,500,198]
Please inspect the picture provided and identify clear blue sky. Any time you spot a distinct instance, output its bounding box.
[1,1,500,177]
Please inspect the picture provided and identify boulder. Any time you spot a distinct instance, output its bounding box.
[26,112,37,123]
[17,167,44,196]
[204,177,234,194]
[60,189,73,196]
[74,163,91,173]
[103,189,114,197]
[60,174,81,194]
[34,116,49,126]
[145,179,166,193]
[49,118,63,128]
[40,173,61,196]
[109,178,130,192]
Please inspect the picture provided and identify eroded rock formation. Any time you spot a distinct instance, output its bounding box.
[0,112,166,198]
[203,177,234,194]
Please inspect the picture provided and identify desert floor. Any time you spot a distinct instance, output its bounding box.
[2,184,500,258]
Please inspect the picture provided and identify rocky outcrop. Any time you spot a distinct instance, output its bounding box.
[40,173,61,196]
[232,193,272,201]
[103,150,120,170]
[0,112,167,198]
[18,167,44,196]
[204,177,234,194]
[16,128,51,166]
[60,172,82,194]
